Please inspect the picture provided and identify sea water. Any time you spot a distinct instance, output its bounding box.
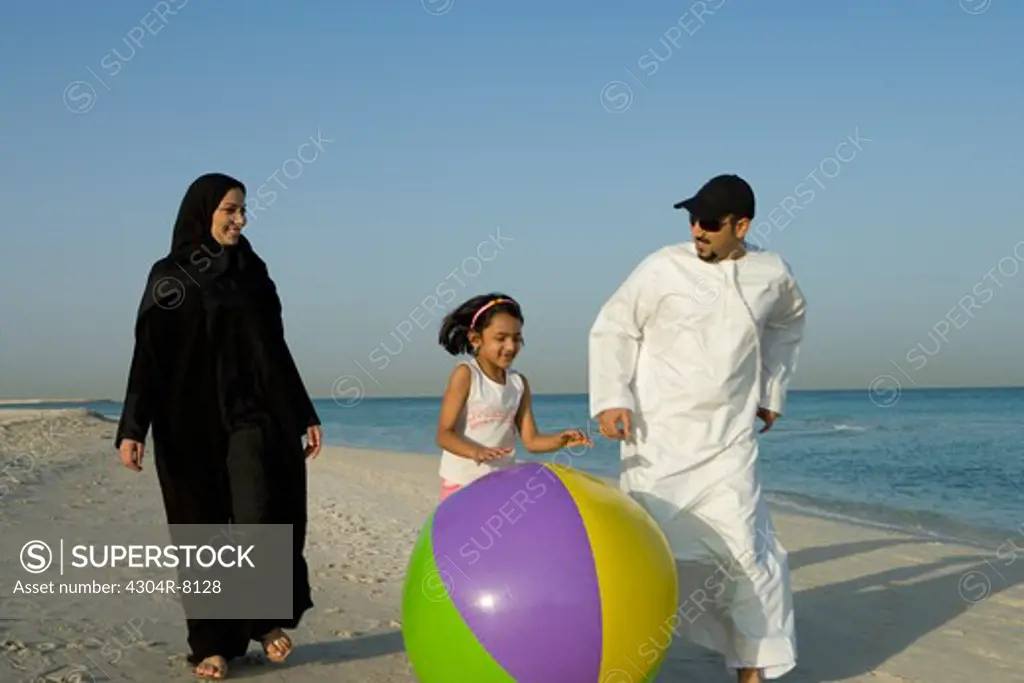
[17,388,1024,547]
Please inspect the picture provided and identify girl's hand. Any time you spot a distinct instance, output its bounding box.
[559,429,592,448]
[472,446,514,463]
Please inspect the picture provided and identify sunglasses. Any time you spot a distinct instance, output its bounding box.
[688,213,727,233]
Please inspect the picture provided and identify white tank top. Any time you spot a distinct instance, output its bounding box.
[438,357,525,486]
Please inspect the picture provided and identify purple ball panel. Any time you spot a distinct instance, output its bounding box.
[432,462,602,683]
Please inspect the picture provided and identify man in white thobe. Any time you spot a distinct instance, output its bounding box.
[588,174,806,682]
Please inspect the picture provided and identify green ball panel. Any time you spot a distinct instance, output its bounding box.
[401,510,516,683]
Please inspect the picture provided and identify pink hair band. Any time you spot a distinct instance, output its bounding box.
[471,298,513,328]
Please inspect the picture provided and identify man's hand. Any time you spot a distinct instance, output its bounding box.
[757,407,780,433]
[304,425,323,459]
[597,408,633,440]
[119,438,144,472]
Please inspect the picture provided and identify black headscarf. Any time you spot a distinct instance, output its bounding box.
[140,172,281,320]
[170,172,244,257]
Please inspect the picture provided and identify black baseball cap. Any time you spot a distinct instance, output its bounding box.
[673,174,755,220]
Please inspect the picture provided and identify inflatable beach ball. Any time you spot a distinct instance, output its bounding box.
[401,461,679,683]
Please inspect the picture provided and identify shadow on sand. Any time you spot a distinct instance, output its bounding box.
[218,630,406,679]
[659,535,1024,682]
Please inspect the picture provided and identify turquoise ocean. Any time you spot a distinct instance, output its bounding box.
[8,388,1024,547]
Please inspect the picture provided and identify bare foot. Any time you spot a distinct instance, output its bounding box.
[737,668,762,683]
[194,655,228,679]
[261,628,293,663]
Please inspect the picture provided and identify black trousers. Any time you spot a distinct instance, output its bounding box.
[153,421,314,664]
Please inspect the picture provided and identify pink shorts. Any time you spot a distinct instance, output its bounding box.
[440,479,462,501]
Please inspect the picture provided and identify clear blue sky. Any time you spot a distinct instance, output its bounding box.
[2,0,1022,400]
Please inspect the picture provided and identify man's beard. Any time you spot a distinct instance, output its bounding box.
[696,239,718,262]
[696,238,747,262]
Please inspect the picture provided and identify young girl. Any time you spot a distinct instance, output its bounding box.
[434,293,591,500]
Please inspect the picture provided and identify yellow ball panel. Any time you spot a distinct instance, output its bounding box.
[545,464,679,681]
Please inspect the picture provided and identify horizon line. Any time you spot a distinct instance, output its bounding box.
[315,385,1024,400]
[3,385,1024,405]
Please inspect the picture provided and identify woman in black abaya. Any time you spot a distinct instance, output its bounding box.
[115,173,322,680]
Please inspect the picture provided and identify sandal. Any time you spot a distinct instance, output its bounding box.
[194,655,228,679]
[261,628,293,663]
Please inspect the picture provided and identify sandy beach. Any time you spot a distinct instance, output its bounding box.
[1,408,1022,682]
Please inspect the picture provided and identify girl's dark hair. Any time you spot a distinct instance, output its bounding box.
[438,292,524,356]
